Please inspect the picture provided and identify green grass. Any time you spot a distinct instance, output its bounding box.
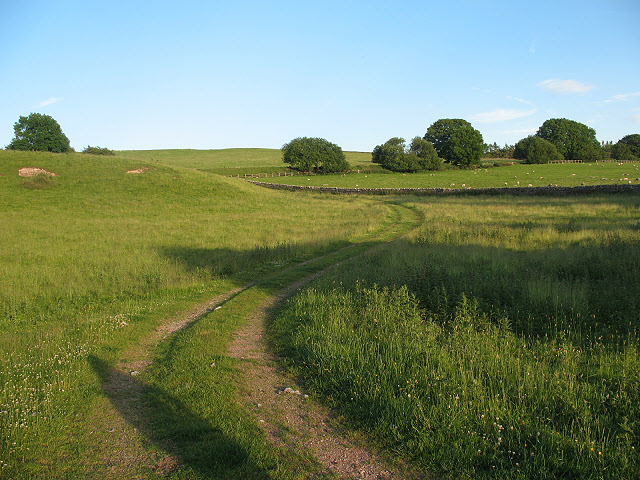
[117,148,374,175]
[0,149,389,478]
[265,161,640,189]
[3,146,639,479]
[272,194,640,479]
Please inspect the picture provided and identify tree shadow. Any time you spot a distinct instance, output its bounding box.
[87,355,271,479]
[159,238,356,292]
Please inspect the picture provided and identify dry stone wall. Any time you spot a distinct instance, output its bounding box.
[247,181,640,197]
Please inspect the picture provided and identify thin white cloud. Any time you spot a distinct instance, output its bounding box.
[632,113,640,123]
[38,97,63,107]
[537,79,595,94]
[601,92,640,103]
[471,108,536,123]
[472,86,492,95]
[506,96,535,107]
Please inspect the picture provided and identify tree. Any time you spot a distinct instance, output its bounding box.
[282,137,350,173]
[372,137,406,171]
[618,134,640,157]
[6,113,71,153]
[513,136,563,164]
[536,118,600,160]
[409,137,443,170]
[448,125,484,166]
[372,137,442,172]
[611,142,635,161]
[424,118,472,162]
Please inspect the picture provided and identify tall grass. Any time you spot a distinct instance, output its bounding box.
[0,149,388,477]
[272,194,640,479]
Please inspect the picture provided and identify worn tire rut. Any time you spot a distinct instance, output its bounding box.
[91,202,425,478]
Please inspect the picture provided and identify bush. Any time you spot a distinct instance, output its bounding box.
[409,137,444,170]
[282,137,350,173]
[514,136,564,164]
[372,137,443,172]
[82,146,115,156]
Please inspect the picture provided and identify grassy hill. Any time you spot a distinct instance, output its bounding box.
[117,148,374,175]
[2,147,639,479]
[0,148,388,478]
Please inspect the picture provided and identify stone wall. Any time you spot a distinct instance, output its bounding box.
[246,181,640,197]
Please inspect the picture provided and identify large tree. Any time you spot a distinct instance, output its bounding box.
[282,137,350,173]
[536,118,600,160]
[7,113,71,153]
[618,134,640,157]
[424,118,484,165]
[448,125,484,166]
[424,118,472,162]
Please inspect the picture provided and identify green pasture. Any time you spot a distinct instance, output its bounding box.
[2,147,639,479]
[117,148,373,175]
[265,161,640,189]
[273,194,640,479]
[0,149,388,478]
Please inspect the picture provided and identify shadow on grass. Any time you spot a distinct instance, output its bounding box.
[160,242,348,284]
[87,355,270,479]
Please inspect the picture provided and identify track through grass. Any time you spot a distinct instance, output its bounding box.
[76,201,421,479]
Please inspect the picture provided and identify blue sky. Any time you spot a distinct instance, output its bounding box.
[1,0,639,152]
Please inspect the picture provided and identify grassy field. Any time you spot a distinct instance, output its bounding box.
[2,147,639,478]
[0,149,389,478]
[272,194,640,479]
[117,148,374,175]
[264,161,640,189]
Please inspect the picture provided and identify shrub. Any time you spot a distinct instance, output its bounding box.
[409,137,443,171]
[372,137,442,172]
[82,146,115,156]
[282,137,350,173]
[514,136,564,164]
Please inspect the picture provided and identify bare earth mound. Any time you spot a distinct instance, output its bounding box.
[18,167,58,177]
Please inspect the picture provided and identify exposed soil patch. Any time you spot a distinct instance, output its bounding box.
[18,167,57,177]
[230,271,427,480]
[126,167,151,174]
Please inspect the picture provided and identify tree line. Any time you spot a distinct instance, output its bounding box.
[5,113,639,171]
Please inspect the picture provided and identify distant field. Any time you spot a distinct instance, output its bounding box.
[265,161,640,189]
[117,148,374,175]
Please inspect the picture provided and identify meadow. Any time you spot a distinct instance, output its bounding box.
[0,149,388,478]
[1,147,639,479]
[272,195,640,479]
